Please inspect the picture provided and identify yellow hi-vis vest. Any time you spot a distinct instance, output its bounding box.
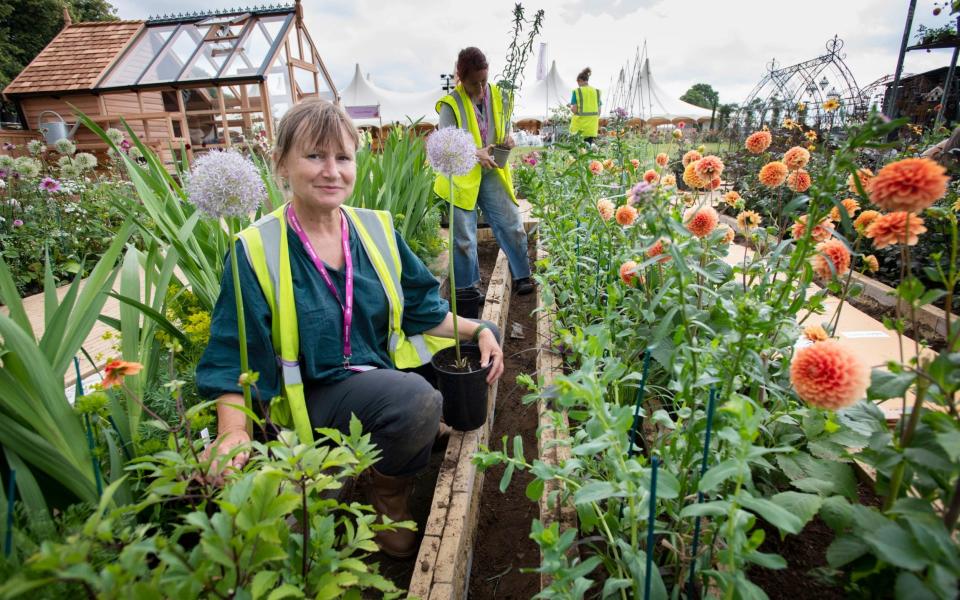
[570,86,600,138]
[434,83,518,211]
[236,203,455,443]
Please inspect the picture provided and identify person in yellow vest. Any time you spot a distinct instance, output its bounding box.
[569,67,602,143]
[196,99,504,559]
[435,46,534,297]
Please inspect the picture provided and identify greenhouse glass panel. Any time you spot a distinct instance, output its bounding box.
[99,25,176,88]
[139,25,205,84]
[220,14,290,79]
[179,23,245,81]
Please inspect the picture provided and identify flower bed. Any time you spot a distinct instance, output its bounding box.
[475,113,960,598]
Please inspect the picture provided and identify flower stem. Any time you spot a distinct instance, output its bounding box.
[229,220,253,437]
[447,174,461,365]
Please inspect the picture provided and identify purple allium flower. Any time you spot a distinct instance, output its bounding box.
[39,177,61,193]
[612,107,629,119]
[12,219,23,228]
[426,127,477,176]
[187,150,266,218]
[120,139,132,151]
[631,181,654,196]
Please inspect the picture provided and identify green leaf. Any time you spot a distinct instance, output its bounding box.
[698,459,742,492]
[499,463,516,493]
[574,481,619,505]
[771,492,822,529]
[868,369,915,401]
[862,523,928,571]
[525,478,545,502]
[266,584,305,600]
[826,534,869,568]
[740,494,805,535]
[252,571,279,599]
[895,572,937,600]
[745,550,787,569]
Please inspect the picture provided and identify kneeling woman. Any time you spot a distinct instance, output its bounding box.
[197,99,504,558]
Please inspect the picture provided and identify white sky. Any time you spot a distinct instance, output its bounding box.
[110,0,957,106]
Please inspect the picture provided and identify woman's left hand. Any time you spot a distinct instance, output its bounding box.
[477,329,504,384]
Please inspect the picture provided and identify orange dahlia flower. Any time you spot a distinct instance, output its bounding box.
[683,162,708,189]
[723,190,742,206]
[682,150,703,167]
[863,255,879,272]
[709,176,722,190]
[615,204,638,226]
[596,198,615,221]
[737,210,762,232]
[684,206,719,238]
[662,174,677,188]
[847,168,873,194]
[646,239,670,262]
[787,169,812,192]
[603,158,615,171]
[791,215,834,242]
[643,169,660,184]
[829,198,861,222]
[745,131,772,154]
[589,160,604,175]
[619,260,639,286]
[758,161,789,187]
[718,224,735,244]
[853,209,881,233]
[803,325,829,342]
[867,158,949,213]
[783,146,811,170]
[102,359,144,389]
[865,211,927,249]
[694,155,724,180]
[655,152,669,167]
[811,239,851,279]
[630,158,640,170]
[790,340,869,410]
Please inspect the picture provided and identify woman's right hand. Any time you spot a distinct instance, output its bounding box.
[200,429,251,484]
[476,145,498,169]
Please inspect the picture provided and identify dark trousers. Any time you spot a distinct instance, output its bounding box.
[305,321,500,477]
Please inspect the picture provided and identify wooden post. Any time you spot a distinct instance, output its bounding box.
[260,81,274,144]
[218,87,229,147]
[284,38,297,103]
[239,85,252,133]
[175,88,192,162]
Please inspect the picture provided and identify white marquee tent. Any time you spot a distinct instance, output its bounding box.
[339,64,441,127]
[512,60,576,122]
[624,57,713,125]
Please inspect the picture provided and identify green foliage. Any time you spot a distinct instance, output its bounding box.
[0,419,405,599]
[680,83,720,110]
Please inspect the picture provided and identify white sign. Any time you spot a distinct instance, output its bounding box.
[841,331,890,339]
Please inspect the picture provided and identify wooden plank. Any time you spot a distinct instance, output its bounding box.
[409,250,511,600]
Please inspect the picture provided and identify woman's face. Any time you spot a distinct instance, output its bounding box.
[460,68,488,98]
[277,129,356,212]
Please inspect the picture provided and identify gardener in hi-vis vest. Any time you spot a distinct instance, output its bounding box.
[569,67,601,143]
[196,99,504,559]
[435,46,535,297]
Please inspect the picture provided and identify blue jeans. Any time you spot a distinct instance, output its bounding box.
[453,171,531,290]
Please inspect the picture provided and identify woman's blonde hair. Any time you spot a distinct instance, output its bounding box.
[272,98,359,170]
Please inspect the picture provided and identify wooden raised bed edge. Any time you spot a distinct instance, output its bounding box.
[534,238,578,591]
[407,249,512,600]
[716,213,954,339]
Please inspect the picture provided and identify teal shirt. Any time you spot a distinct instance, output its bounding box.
[196,218,449,403]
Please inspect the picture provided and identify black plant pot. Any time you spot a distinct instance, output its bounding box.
[454,287,485,319]
[492,144,511,169]
[431,345,490,431]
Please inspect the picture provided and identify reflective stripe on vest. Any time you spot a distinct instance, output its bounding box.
[433,83,517,211]
[237,203,454,443]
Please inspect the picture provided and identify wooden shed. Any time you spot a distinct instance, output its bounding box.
[1,1,337,163]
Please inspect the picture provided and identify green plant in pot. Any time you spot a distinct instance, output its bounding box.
[425,127,490,431]
[491,3,545,168]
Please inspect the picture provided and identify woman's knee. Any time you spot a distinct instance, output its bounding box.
[383,372,442,440]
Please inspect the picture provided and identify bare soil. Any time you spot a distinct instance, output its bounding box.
[467,243,541,599]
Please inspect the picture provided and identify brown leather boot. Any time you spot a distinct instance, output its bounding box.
[367,468,417,558]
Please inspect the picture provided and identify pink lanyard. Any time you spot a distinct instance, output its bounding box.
[287,204,354,367]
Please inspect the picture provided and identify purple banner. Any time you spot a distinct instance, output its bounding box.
[346,105,380,119]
